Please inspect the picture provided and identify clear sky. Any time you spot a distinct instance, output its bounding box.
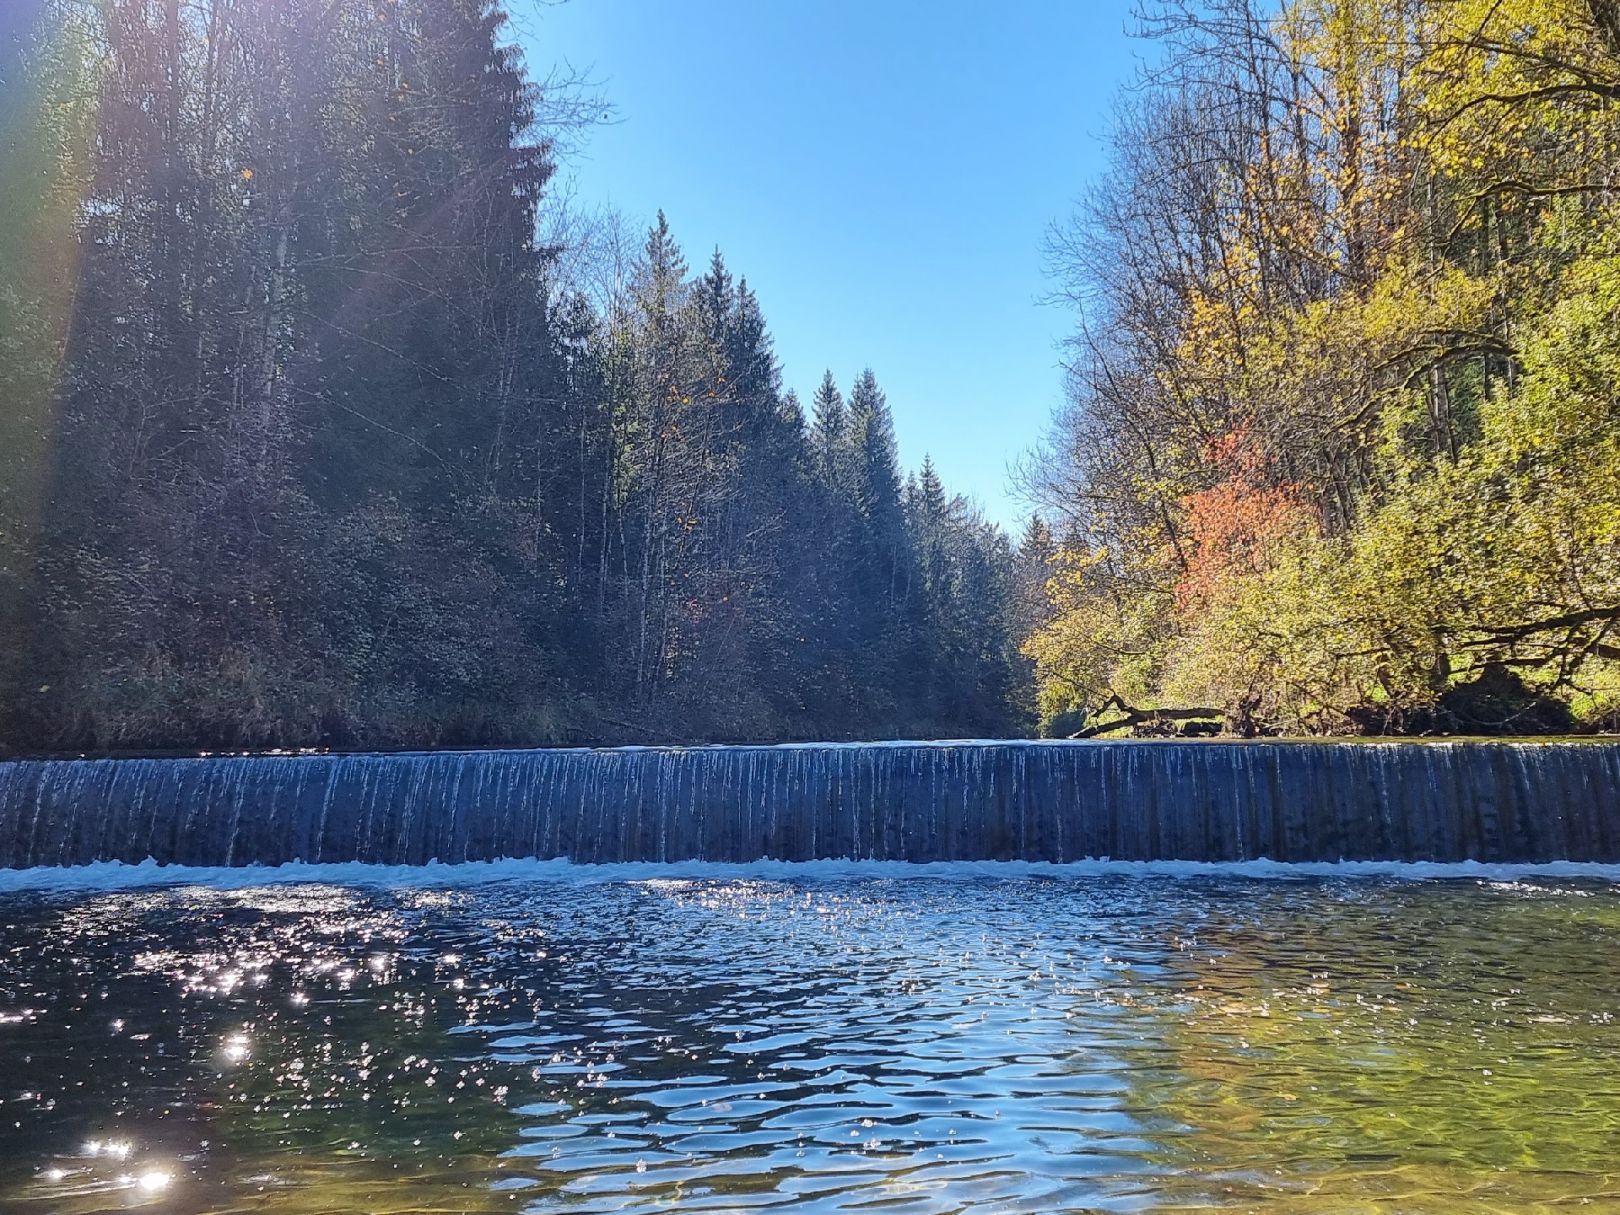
[520,0,1142,530]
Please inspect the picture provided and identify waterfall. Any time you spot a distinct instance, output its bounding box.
[0,740,1616,869]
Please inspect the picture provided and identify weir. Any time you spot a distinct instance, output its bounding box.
[0,740,1617,869]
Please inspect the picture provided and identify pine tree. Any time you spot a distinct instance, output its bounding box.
[0,0,1034,750]
[809,371,848,489]
[847,368,904,535]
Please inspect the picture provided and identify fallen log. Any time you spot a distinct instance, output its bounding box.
[1065,695,1222,739]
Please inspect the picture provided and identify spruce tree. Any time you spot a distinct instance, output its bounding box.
[810,371,849,490]
[0,0,1033,750]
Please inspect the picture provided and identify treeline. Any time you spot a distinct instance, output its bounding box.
[1024,0,1620,736]
[0,0,1033,752]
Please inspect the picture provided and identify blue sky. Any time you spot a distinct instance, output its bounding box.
[521,0,1142,530]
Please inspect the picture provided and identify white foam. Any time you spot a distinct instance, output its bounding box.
[1,855,1618,891]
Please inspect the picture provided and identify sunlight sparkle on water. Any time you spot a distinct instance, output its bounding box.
[2,876,1619,1213]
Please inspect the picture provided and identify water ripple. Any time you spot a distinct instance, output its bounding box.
[0,875,1618,1211]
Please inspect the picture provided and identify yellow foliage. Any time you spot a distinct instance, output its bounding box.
[1030,0,1620,734]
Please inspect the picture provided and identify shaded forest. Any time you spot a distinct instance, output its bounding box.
[1024,0,1620,737]
[0,0,1037,752]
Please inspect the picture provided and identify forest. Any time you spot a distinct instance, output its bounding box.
[2,0,1617,751]
[1023,0,1620,737]
[0,0,1038,751]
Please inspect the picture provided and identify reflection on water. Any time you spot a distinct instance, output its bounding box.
[0,875,1618,1212]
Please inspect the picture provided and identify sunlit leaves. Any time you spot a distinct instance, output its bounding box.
[1030,0,1620,734]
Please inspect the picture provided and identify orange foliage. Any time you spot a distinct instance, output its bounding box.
[1175,426,1312,612]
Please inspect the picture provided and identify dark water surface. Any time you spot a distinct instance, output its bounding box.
[1,873,1618,1212]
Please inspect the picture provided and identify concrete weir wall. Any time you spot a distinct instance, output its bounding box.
[0,739,1617,868]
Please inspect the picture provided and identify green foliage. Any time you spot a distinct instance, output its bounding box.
[1028,0,1620,736]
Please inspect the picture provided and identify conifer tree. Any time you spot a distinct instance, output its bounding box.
[0,0,1034,750]
[810,371,849,489]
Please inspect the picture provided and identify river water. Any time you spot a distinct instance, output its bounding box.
[1,869,1617,1212]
